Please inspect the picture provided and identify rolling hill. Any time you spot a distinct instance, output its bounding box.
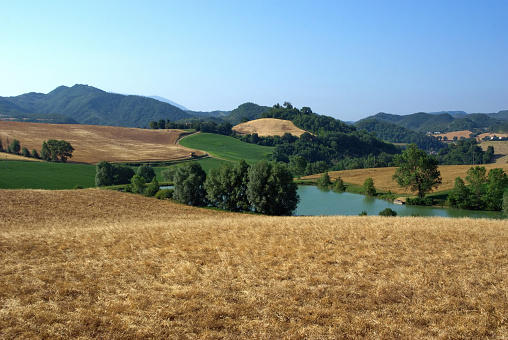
[0,121,203,164]
[233,118,307,137]
[0,84,194,127]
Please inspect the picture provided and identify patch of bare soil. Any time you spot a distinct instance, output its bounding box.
[233,118,307,137]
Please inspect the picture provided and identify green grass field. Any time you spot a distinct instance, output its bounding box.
[0,161,96,189]
[179,133,274,164]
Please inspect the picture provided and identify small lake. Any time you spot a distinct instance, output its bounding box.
[295,185,505,219]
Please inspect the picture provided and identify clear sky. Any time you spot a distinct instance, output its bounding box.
[1,0,507,121]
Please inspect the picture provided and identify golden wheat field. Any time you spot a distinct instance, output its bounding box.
[1,189,507,339]
[0,121,203,164]
[233,118,307,137]
[302,163,508,195]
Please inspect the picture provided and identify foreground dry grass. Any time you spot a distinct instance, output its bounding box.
[233,118,307,137]
[303,163,508,195]
[1,189,507,339]
[0,121,203,163]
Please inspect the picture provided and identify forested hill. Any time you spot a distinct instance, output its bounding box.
[360,111,508,133]
[0,84,193,127]
[355,119,445,151]
[224,102,271,125]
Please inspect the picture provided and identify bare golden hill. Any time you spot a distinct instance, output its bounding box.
[1,189,506,338]
[481,140,508,164]
[303,163,508,195]
[0,121,203,164]
[233,118,307,137]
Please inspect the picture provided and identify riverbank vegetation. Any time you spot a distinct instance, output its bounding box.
[1,189,506,338]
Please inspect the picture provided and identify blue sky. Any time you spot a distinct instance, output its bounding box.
[1,0,507,121]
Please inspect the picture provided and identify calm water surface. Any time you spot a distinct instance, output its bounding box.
[295,185,505,219]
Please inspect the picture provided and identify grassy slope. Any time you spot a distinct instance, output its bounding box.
[0,161,96,189]
[179,132,274,164]
[1,189,506,338]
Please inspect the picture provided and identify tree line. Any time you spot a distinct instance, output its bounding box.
[96,160,300,216]
[0,137,74,162]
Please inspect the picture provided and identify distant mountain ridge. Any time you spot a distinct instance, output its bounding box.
[358,110,508,133]
[0,85,194,127]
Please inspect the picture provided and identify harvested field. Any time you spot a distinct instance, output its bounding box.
[0,121,203,164]
[233,118,307,137]
[1,189,507,338]
[302,163,508,194]
[481,141,508,164]
[433,130,473,140]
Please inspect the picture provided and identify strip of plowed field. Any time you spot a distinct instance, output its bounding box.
[302,163,508,194]
[0,121,203,163]
[1,189,506,338]
[233,118,307,137]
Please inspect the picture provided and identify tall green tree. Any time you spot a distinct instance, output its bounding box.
[95,161,135,187]
[317,172,332,188]
[21,147,31,158]
[362,177,376,196]
[31,149,39,159]
[392,144,441,198]
[205,160,250,212]
[486,168,508,211]
[448,177,471,209]
[41,141,51,161]
[465,166,487,210]
[173,162,207,206]
[45,139,74,162]
[9,139,21,154]
[131,175,146,194]
[247,161,299,216]
[137,164,156,182]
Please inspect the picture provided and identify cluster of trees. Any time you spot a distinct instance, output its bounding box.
[448,166,508,211]
[0,137,73,162]
[172,160,299,216]
[147,119,233,135]
[436,139,494,165]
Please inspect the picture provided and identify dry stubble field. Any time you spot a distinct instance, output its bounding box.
[0,121,203,164]
[233,118,307,137]
[1,189,507,339]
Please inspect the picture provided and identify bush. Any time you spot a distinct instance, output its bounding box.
[362,177,376,196]
[155,189,174,200]
[333,177,345,191]
[406,197,435,206]
[358,210,367,216]
[137,164,156,182]
[144,179,159,197]
[317,172,332,188]
[379,208,397,217]
[74,185,83,190]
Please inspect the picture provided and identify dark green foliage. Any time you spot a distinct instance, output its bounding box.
[437,139,492,165]
[45,139,74,162]
[144,178,160,197]
[137,164,156,182]
[246,161,299,216]
[21,147,30,158]
[406,197,435,206]
[95,161,135,187]
[0,137,3,152]
[448,166,508,211]
[317,172,332,188]
[379,208,398,217]
[393,144,442,198]
[31,149,39,159]
[358,210,368,216]
[355,119,445,151]
[161,167,179,181]
[333,177,346,191]
[173,162,207,206]
[41,141,51,161]
[225,102,271,125]
[9,139,21,154]
[131,175,146,194]
[155,189,174,200]
[205,160,250,212]
[74,185,83,190]
[289,155,307,178]
[362,177,376,196]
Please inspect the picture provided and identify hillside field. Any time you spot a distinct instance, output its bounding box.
[1,189,506,338]
[302,163,508,195]
[179,132,274,164]
[0,121,202,164]
[481,140,508,164]
[233,118,307,137]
